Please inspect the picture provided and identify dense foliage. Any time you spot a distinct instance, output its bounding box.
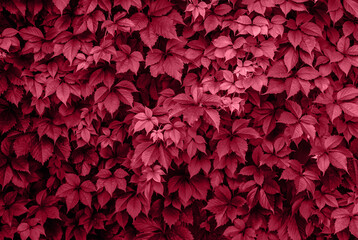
[1,0,358,239]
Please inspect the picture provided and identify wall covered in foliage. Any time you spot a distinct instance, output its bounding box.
[1,0,358,239]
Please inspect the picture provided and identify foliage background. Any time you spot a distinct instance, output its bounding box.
[1,0,358,239]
